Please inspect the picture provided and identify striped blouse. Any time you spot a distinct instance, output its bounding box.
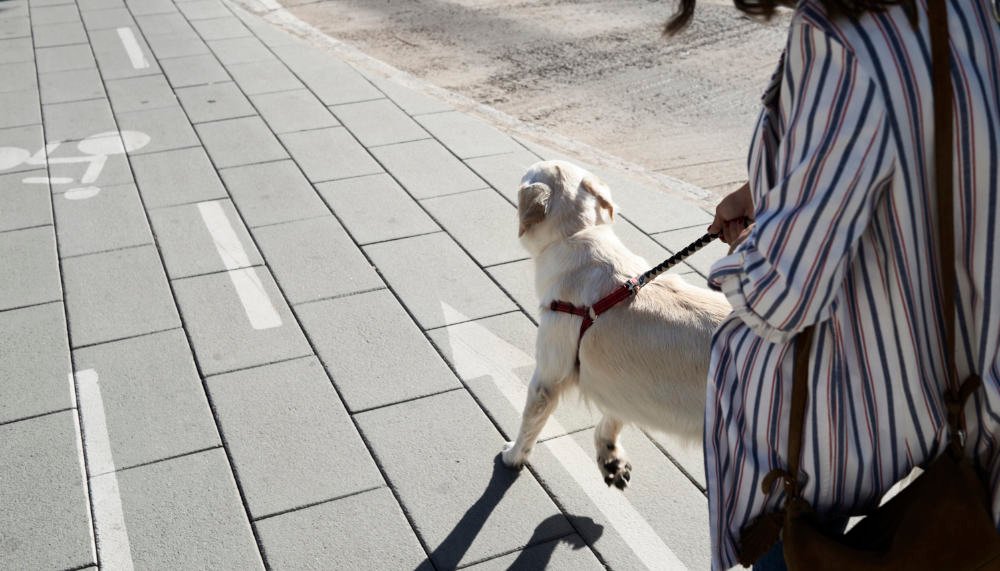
[704,2,1000,569]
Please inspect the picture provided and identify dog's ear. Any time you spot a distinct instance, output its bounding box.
[518,182,551,237]
[580,175,615,221]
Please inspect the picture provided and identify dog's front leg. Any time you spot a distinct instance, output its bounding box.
[501,371,564,470]
[595,415,632,489]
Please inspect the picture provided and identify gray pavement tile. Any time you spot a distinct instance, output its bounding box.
[53,182,152,257]
[62,245,180,347]
[0,302,72,423]
[371,139,486,199]
[148,199,262,278]
[206,356,383,518]
[73,329,221,471]
[607,176,713,235]
[172,267,311,375]
[250,89,339,134]
[422,189,525,267]
[115,105,200,155]
[36,44,96,73]
[218,159,328,227]
[80,7,135,30]
[0,169,51,232]
[78,0,125,11]
[466,534,603,571]
[527,427,711,570]
[208,36,274,65]
[486,259,539,321]
[316,173,438,245]
[293,61,382,106]
[39,67,105,104]
[651,225,728,277]
[30,3,79,24]
[465,147,542,204]
[107,449,263,568]
[49,147,133,191]
[43,98,116,142]
[367,75,452,116]
[178,0,230,20]
[191,16,250,40]
[0,88,40,128]
[0,124,43,175]
[0,17,30,40]
[297,289,460,412]
[609,217,698,274]
[356,390,573,569]
[0,226,61,310]
[125,0,177,16]
[427,312,597,441]
[0,38,32,64]
[256,487,430,571]
[234,9,300,46]
[89,32,161,81]
[0,411,95,570]
[364,232,517,330]
[197,115,288,169]
[159,53,228,87]
[145,30,211,59]
[645,429,706,490]
[331,98,428,147]
[416,111,521,159]
[134,12,192,36]
[0,61,37,92]
[227,59,302,95]
[33,21,87,47]
[279,126,381,183]
[176,81,255,123]
[252,216,383,305]
[132,146,227,208]
[105,74,178,113]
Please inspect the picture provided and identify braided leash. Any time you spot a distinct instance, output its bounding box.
[626,231,720,293]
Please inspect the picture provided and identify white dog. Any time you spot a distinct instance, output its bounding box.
[501,160,731,488]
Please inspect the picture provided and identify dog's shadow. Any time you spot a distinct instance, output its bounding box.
[419,455,604,570]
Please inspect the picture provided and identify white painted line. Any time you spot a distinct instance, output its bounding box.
[198,201,252,270]
[440,303,687,570]
[116,27,149,70]
[22,176,74,184]
[228,267,283,330]
[74,369,135,571]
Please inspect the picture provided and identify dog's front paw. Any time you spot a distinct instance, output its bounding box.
[501,441,526,470]
[599,454,633,490]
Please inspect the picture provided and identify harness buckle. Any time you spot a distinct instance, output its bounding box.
[625,276,645,294]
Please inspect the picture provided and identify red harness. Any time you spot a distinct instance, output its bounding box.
[548,277,641,364]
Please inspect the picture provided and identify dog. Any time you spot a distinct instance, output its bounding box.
[501,160,731,489]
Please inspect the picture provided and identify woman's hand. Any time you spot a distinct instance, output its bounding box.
[708,182,754,245]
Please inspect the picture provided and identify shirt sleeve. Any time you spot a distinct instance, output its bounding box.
[708,22,893,344]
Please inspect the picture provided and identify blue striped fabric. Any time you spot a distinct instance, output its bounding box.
[705,1,1000,568]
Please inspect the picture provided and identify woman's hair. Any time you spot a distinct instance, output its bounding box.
[664,0,915,34]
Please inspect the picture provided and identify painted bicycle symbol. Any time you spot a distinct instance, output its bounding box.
[0,130,150,200]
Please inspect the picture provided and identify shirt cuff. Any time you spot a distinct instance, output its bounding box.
[708,250,797,345]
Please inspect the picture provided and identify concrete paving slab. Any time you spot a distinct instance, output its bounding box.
[331,98,428,147]
[62,245,180,347]
[466,533,603,571]
[365,232,516,329]
[207,356,383,518]
[0,411,95,570]
[0,89,39,129]
[148,199,262,278]
[0,226,61,311]
[159,53,229,87]
[191,16,250,40]
[208,36,274,65]
[316,173,438,245]
[609,218,699,275]
[30,3,80,24]
[172,267,311,375]
[145,30,211,60]
[80,7,135,31]
[371,139,486,199]
[0,61,37,92]
[39,67,105,104]
[645,429,707,490]
[54,182,152,257]
[134,12,192,36]
[0,169,50,232]
[49,144,133,190]
[176,81,255,123]
[0,124,42,176]
[296,289,460,412]
[227,59,302,95]
[43,98,116,142]
[292,60,382,106]
[464,148,542,204]
[36,44,96,73]
[279,126,382,183]
[132,146,227,208]
[366,74,452,116]
[252,216,383,305]
[117,105,200,155]
[107,448,262,568]
[197,115,288,169]
[652,225,729,277]
[422,188,524,267]
[250,89,339,134]
[486,259,539,321]
[218,159,328,227]
[177,0,230,20]
[416,111,522,159]
[0,302,72,423]
[427,311,600,442]
[0,17,30,40]
[77,0,124,11]
[105,74,178,113]
[73,329,221,471]
[256,487,430,570]
[607,178,713,236]
[33,21,87,47]
[0,37,33,64]
[232,8,300,47]
[356,390,573,569]
[125,0,177,16]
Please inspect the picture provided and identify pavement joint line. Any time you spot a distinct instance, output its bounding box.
[353,228,444,247]
[451,530,583,569]
[362,135,433,149]
[421,309,524,333]
[244,212,331,230]
[0,298,64,315]
[58,240,154,261]
[163,261,266,282]
[347,386,465,416]
[415,186,495,201]
[250,484,388,523]
[198,352,315,379]
[109,444,225,475]
[0,406,77,428]
[215,155,288,172]
[643,429,708,496]
[537,424,596,444]
[481,257,530,269]
[0,221,54,235]
[287,285,389,308]
[61,562,100,571]
[189,110,259,125]
[68,325,184,351]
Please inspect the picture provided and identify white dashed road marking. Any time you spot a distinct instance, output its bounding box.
[116,27,149,70]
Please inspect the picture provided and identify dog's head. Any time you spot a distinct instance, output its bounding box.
[517,160,616,254]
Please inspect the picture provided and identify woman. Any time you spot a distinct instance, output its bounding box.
[667,0,1000,569]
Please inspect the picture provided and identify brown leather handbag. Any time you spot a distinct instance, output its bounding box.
[736,3,1000,569]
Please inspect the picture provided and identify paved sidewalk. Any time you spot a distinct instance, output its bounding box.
[0,0,731,568]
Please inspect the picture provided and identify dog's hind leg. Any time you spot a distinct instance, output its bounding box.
[501,371,566,470]
[594,415,632,489]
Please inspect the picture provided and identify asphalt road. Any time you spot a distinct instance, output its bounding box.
[279,0,792,199]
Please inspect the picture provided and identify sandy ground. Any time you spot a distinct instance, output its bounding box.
[282,0,792,199]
